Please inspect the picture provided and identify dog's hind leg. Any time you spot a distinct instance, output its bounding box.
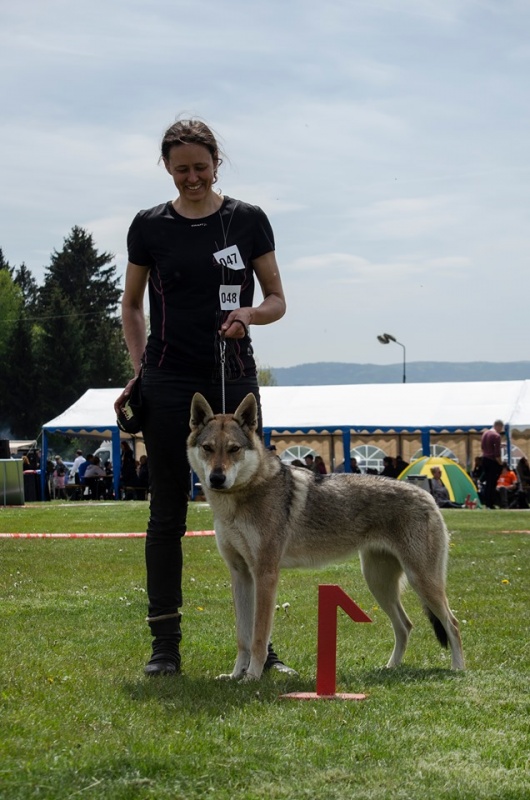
[360,548,413,668]
[404,569,465,671]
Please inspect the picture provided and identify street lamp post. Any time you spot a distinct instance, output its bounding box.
[377,333,406,383]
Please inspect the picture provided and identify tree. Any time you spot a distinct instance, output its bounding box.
[37,226,130,400]
[33,286,87,423]
[0,270,22,366]
[3,315,40,437]
[13,263,39,313]
[0,270,24,435]
[1,229,132,435]
[0,247,13,275]
[258,365,277,386]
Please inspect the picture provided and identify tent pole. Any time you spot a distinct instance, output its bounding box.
[342,430,351,472]
[421,429,430,457]
[41,432,49,501]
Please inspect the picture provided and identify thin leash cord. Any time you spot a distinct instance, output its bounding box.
[220,336,226,413]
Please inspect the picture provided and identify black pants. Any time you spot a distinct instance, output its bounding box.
[482,457,502,509]
[141,369,261,619]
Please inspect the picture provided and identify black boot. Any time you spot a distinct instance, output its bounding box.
[263,642,298,676]
[144,613,182,676]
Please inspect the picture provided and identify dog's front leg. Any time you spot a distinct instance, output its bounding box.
[242,566,280,682]
[217,562,254,680]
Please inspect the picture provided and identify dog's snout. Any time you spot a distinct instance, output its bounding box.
[209,469,227,489]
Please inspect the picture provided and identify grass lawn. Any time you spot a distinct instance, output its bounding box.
[0,503,529,799]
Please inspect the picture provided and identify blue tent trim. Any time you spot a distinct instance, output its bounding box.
[262,424,512,472]
[41,425,122,501]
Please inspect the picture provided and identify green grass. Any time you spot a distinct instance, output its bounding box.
[0,504,529,799]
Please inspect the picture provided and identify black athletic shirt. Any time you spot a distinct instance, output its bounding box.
[127,196,275,378]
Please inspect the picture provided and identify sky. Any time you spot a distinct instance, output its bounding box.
[1,0,529,369]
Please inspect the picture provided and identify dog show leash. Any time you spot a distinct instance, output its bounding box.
[219,319,250,414]
[219,335,227,413]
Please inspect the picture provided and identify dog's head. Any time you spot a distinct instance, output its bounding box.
[187,393,261,492]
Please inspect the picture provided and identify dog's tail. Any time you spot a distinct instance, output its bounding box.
[426,608,449,649]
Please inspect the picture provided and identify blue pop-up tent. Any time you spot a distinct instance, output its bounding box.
[41,389,131,501]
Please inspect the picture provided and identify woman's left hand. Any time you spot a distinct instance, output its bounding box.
[219,310,252,339]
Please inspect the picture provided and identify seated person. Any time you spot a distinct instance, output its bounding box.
[380,456,397,478]
[516,456,530,492]
[84,456,106,499]
[429,467,464,508]
[496,462,518,508]
[349,457,361,474]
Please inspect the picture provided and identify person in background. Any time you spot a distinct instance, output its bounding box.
[52,456,67,500]
[78,454,92,484]
[314,455,327,475]
[84,455,106,479]
[516,456,530,494]
[137,454,150,500]
[496,462,518,509]
[84,455,106,501]
[394,455,409,476]
[380,456,397,478]
[120,440,138,500]
[70,449,86,485]
[481,420,503,509]
[303,454,316,471]
[114,118,293,678]
[429,467,464,509]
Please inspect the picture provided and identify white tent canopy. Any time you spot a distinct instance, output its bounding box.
[42,381,530,437]
[259,380,530,432]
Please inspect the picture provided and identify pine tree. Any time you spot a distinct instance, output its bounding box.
[33,286,87,422]
[38,226,130,396]
[0,269,23,436]
[0,247,13,275]
[0,270,22,365]
[4,316,40,437]
[13,263,39,314]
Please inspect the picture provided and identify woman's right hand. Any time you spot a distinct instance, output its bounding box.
[114,377,138,416]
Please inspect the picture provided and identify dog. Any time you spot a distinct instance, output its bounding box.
[187,392,465,681]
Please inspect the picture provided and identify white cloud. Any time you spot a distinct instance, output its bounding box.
[349,195,462,239]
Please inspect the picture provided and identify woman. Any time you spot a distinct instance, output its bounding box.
[52,456,67,500]
[314,455,327,475]
[115,119,293,677]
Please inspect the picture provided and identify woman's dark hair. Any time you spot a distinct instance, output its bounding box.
[160,119,224,171]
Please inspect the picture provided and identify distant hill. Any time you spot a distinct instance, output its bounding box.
[270,361,530,386]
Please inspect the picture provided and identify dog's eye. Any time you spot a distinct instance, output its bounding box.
[228,446,241,454]
[202,444,214,453]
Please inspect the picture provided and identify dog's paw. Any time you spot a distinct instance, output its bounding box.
[239,672,260,683]
[216,672,237,681]
[216,669,248,681]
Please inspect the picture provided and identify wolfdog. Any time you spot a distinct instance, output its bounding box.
[187,393,465,681]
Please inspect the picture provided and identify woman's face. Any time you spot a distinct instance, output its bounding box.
[164,143,217,203]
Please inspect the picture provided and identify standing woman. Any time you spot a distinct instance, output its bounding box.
[115,119,294,677]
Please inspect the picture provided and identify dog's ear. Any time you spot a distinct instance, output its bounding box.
[190,393,215,431]
[233,393,258,432]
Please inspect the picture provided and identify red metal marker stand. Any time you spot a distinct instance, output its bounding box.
[281,584,372,701]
